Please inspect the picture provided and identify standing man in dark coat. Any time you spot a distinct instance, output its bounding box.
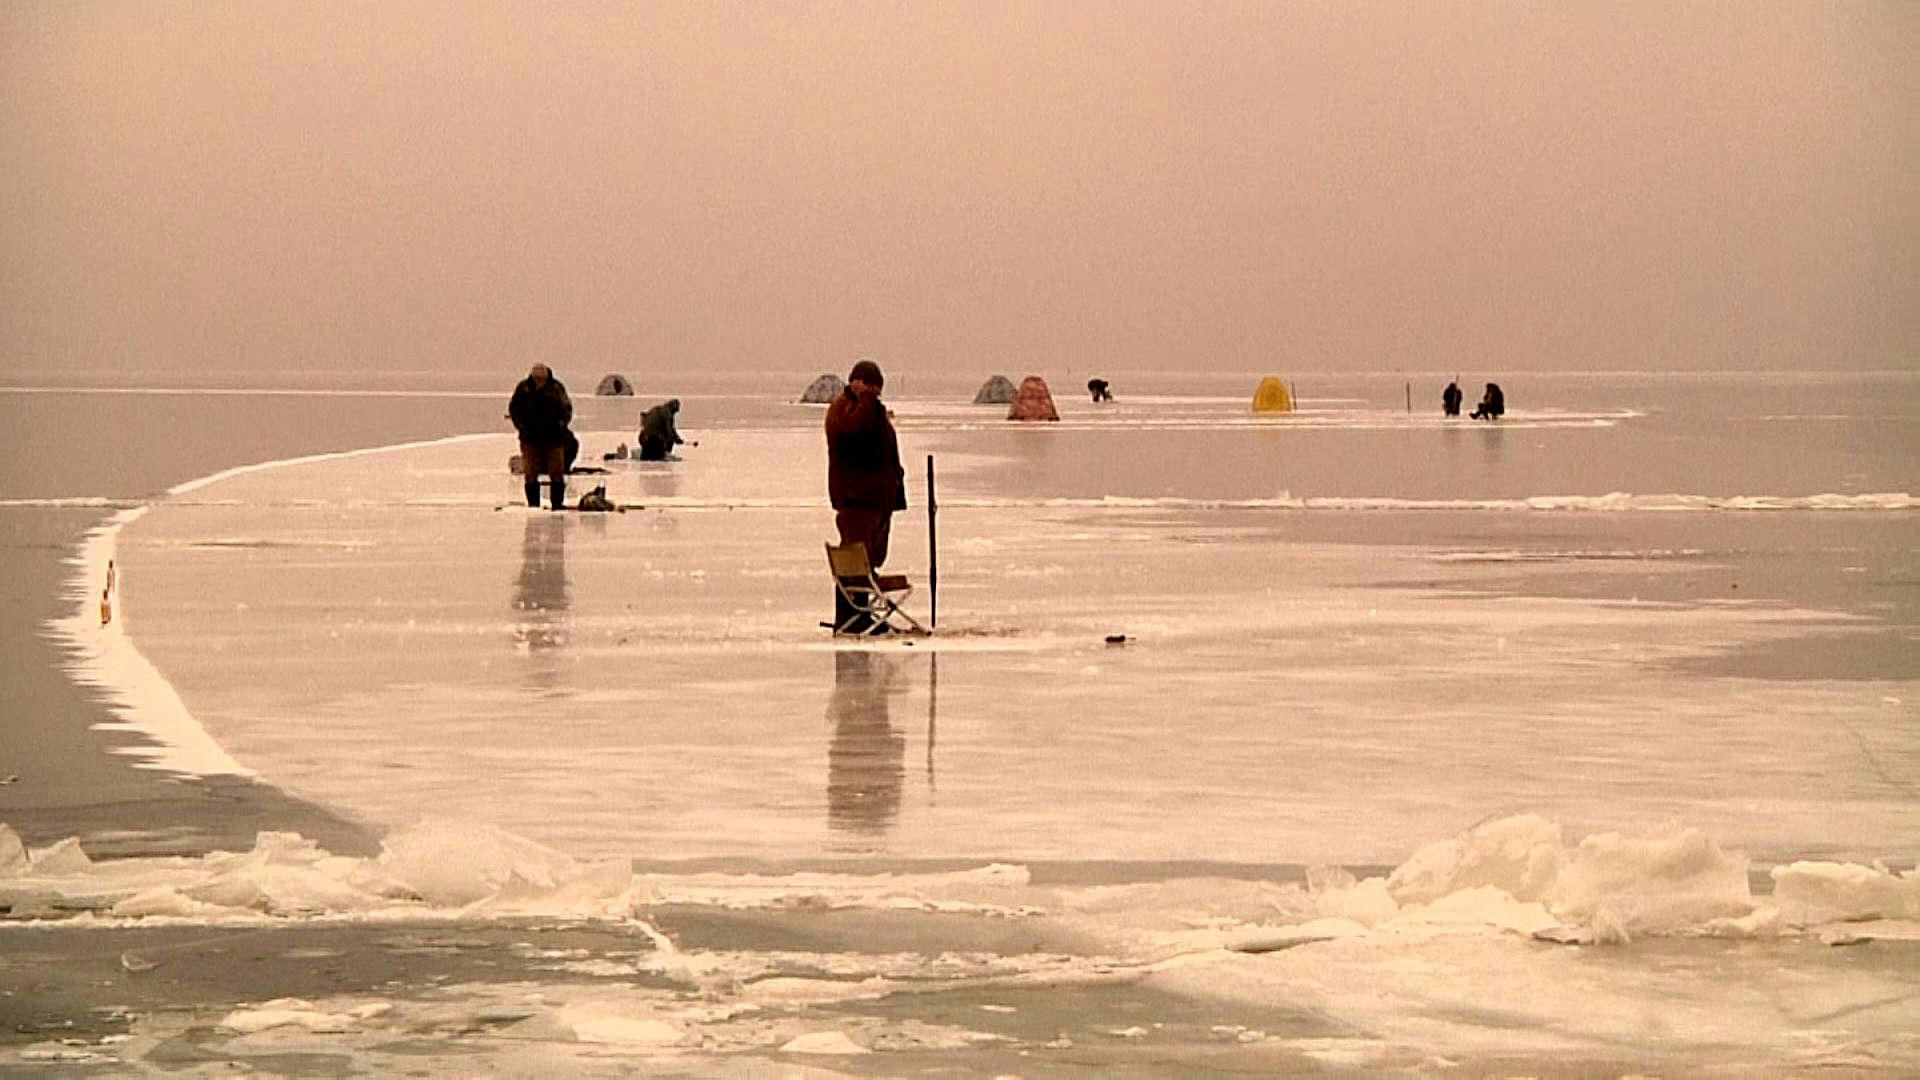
[509,363,574,510]
[1442,381,1463,417]
[825,359,906,631]
[637,398,685,461]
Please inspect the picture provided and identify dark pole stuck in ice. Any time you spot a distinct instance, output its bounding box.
[926,454,938,630]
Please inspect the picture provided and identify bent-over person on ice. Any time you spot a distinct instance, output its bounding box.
[637,398,685,461]
[825,359,906,633]
[1470,382,1505,420]
[510,363,574,510]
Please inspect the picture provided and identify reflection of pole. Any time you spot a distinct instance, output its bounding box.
[926,454,938,630]
[927,652,938,792]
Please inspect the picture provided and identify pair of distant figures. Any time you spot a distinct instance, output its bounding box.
[1443,381,1504,420]
[511,365,692,511]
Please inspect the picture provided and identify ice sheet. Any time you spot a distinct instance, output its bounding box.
[78,423,1913,869]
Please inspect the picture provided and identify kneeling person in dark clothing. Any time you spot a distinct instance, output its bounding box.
[1470,382,1505,420]
[638,398,685,461]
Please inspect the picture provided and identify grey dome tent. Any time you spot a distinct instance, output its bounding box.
[972,375,1017,404]
[596,373,634,396]
[800,373,845,403]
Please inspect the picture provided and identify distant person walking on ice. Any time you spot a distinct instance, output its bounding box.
[1087,378,1113,403]
[637,398,685,461]
[1470,382,1505,420]
[1442,381,1463,417]
[825,359,906,632]
[509,363,575,509]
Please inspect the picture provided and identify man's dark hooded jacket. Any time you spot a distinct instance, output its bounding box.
[510,375,573,448]
[825,389,906,511]
[639,400,683,457]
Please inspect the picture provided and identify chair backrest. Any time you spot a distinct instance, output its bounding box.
[825,542,872,580]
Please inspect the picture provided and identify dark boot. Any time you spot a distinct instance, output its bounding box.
[549,476,566,511]
[524,480,541,508]
[833,590,866,634]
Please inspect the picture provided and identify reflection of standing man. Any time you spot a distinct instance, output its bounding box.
[510,364,574,510]
[824,359,906,633]
[826,651,906,840]
[512,514,569,657]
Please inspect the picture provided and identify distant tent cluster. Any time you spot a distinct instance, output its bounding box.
[973,374,1058,420]
[799,370,1059,421]
[797,371,1300,416]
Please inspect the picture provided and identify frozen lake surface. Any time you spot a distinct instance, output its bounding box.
[10,371,1918,1073]
[94,377,1917,867]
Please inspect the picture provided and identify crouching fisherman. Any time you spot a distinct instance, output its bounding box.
[1469,382,1505,420]
[638,398,686,461]
[510,363,575,510]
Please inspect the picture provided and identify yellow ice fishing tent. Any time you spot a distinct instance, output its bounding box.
[1252,376,1293,413]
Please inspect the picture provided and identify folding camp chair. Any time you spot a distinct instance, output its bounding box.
[826,542,928,636]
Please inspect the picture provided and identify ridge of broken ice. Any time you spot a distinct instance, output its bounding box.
[3,817,1912,947]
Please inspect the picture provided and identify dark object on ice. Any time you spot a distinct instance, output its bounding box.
[1442,381,1463,417]
[1007,375,1060,422]
[1087,378,1113,403]
[801,373,845,404]
[577,485,617,512]
[595,373,634,396]
[1105,634,1129,645]
[1470,382,1505,420]
[972,375,1017,404]
[509,364,574,510]
[638,399,684,461]
[826,359,911,633]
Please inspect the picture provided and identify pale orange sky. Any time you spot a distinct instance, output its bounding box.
[2,3,1912,376]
